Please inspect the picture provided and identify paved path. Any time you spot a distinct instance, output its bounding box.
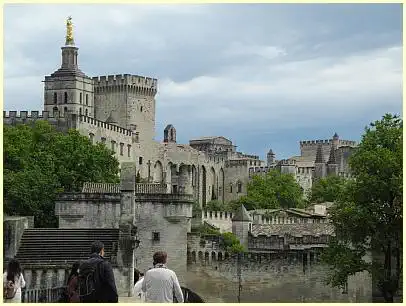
[119,297,138,303]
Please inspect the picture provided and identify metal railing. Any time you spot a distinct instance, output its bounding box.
[21,286,66,303]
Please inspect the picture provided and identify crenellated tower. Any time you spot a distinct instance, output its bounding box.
[92,74,158,143]
[327,145,338,176]
[43,17,94,118]
[267,148,275,166]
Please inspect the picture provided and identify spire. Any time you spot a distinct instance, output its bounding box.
[65,16,75,46]
[232,205,252,222]
[333,132,339,139]
[49,17,86,78]
[315,144,324,164]
[327,145,336,164]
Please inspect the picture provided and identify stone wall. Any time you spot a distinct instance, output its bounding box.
[134,194,193,285]
[55,193,121,228]
[3,216,34,260]
[18,266,130,296]
[202,211,233,233]
[185,253,372,302]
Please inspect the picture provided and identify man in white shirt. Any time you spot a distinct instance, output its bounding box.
[141,251,184,303]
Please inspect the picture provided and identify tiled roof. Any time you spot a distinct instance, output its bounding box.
[249,208,325,218]
[82,182,120,193]
[251,223,335,238]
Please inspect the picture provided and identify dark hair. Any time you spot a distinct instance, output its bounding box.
[91,241,104,254]
[7,259,22,282]
[67,261,81,283]
[153,251,167,265]
[134,269,141,284]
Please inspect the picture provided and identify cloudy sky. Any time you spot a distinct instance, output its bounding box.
[4,4,402,159]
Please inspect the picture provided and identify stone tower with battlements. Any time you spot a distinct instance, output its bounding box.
[43,17,94,118]
[267,148,275,166]
[93,74,157,143]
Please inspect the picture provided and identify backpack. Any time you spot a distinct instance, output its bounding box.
[67,275,80,302]
[77,258,103,302]
[4,280,17,300]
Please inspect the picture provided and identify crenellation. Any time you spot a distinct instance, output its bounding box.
[79,115,133,136]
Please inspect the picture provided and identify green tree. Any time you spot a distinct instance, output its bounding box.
[221,232,245,254]
[322,114,402,302]
[4,121,120,228]
[205,200,224,211]
[227,169,304,211]
[310,175,348,203]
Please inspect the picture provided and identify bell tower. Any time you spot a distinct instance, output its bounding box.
[43,17,94,118]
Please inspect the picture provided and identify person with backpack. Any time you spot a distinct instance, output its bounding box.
[66,261,81,302]
[141,251,184,303]
[3,259,26,303]
[77,241,118,303]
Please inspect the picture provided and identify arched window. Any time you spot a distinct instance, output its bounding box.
[140,106,143,112]
[80,93,82,104]
[53,93,57,104]
[86,94,89,105]
[85,109,88,116]
[79,108,82,115]
[64,92,68,104]
[64,107,68,114]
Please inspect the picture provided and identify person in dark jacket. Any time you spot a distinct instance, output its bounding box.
[79,241,118,303]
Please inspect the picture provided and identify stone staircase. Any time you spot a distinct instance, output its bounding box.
[15,228,119,267]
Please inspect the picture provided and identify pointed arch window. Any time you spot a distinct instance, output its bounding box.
[86,94,89,106]
[80,93,83,104]
[64,92,68,104]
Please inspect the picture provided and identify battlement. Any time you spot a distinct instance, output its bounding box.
[93,74,158,96]
[299,139,332,146]
[299,139,357,147]
[278,159,296,166]
[225,159,249,167]
[4,110,70,120]
[79,115,133,136]
[202,210,233,220]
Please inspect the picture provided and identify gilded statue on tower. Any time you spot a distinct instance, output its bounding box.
[65,16,74,46]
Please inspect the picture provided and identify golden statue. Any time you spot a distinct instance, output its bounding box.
[65,16,74,45]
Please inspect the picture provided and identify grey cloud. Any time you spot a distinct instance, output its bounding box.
[4,4,402,158]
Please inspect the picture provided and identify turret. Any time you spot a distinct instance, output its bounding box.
[232,205,252,250]
[267,148,275,166]
[332,132,339,149]
[164,124,177,143]
[313,144,326,181]
[43,17,94,118]
[327,145,338,176]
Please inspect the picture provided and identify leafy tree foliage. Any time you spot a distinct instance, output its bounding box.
[227,169,304,211]
[205,200,224,211]
[310,175,348,203]
[4,121,120,228]
[322,114,402,302]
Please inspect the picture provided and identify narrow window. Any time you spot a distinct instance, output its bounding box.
[53,106,58,114]
[80,93,83,104]
[237,182,242,193]
[86,94,89,105]
[53,93,57,104]
[120,143,124,156]
[140,106,143,112]
[111,141,116,151]
[139,157,143,165]
[152,232,160,242]
[230,184,233,193]
[85,109,88,116]
[135,132,140,143]
[64,107,68,114]
[127,145,131,157]
[64,92,68,104]
[79,108,82,115]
